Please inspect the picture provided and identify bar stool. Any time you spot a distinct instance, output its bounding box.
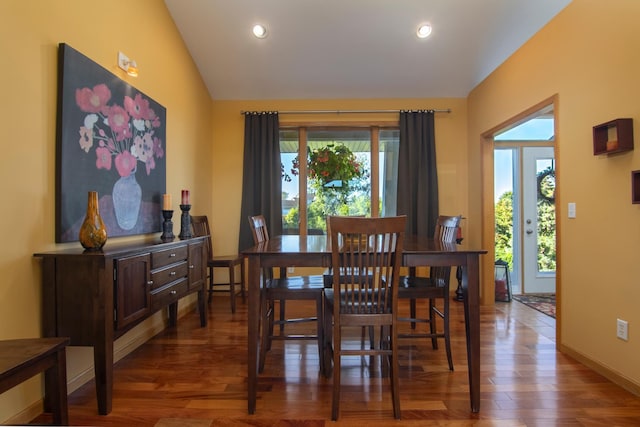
[191,215,246,313]
[210,254,246,313]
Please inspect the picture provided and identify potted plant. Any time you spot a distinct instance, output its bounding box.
[290,143,364,195]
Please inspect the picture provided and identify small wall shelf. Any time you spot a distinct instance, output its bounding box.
[593,118,634,155]
[632,170,640,204]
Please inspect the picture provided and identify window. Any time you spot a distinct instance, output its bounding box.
[281,126,399,234]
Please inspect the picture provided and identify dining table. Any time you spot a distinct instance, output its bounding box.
[241,234,487,414]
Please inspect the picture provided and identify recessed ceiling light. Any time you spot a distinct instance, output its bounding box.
[417,23,432,39]
[252,24,268,39]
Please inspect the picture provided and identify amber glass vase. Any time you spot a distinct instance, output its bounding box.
[79,191,108,250]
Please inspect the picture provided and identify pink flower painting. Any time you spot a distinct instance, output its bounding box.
[56,43,166,242]
[76,84,164,177]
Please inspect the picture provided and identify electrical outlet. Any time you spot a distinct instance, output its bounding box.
[617,318,629,341]
[287,267,295,273]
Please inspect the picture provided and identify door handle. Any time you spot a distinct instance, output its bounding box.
[526,229,533,235]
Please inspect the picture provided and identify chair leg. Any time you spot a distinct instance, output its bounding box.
[410,298,417,329]
[380,325,390,378]
[267,299,275,350]
[323,304,333,379]
[239,259,246,303]
[259,292,271,373]
[229,265,236,314]
[429,299,438,349]
[390,324,401,419]
[279,300,286,333]
[316,296,324,375]
[207,266,214,304]
[331,323,341,421]
[443,294,453,371]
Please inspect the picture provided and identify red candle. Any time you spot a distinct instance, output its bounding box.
[181,190,189,205]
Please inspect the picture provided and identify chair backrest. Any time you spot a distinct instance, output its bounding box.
[248,215,270,244]
[190,215,212,261]
[247,215,275,281]
[328,216,406,316]
[430,215,462,286]
[434,215,461,243]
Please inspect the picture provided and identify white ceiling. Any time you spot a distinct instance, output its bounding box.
[164,0,572,101]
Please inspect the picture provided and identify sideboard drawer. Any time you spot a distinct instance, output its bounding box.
[150,262,188,290]
[152,246,188,269]
[151,279,188,310]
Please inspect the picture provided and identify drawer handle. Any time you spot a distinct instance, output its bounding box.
[170,271,176,276]
[170,290,177,295]
[189,264,194,269]
[147,280,153,285]
[169,253,176,257]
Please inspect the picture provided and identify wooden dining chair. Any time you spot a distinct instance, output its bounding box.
[323,215,406,420]
[248,214,326,374]
[397,214,461,371]
[191,215,246,313]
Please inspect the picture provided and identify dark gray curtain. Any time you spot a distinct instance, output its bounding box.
[397,110,439,236]
[238,112,282,251]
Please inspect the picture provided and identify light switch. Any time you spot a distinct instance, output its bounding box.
[568,202,576,218]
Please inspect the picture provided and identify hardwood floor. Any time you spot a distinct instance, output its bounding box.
[33,295,640,426]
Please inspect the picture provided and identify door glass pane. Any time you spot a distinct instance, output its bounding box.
[536,158,555,272]
[494,149,515,272]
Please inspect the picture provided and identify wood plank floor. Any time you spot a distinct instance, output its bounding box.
[33,295,640,426]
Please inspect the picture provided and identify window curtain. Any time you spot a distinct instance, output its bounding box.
[397,110,439,236]
[238,112,283,251]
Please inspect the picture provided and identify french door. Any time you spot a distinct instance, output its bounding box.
[522,147,556,294]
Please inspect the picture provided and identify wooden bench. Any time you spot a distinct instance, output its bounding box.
[0,337,70,425]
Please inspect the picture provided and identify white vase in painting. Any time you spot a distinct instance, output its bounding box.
[112,173,141,230]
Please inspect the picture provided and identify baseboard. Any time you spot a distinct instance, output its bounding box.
[3,399,43,425]
[559,343,640,396]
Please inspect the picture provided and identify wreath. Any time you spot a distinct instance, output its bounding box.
[537,167,555,203]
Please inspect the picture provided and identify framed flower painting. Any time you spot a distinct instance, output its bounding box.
[56,43,166,243]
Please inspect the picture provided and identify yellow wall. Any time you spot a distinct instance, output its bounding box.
[469,0,640,392]
[211,99,470,257]
[0,0,212,421]
[4,0,640,422]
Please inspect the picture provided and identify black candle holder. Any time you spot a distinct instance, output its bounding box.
[160,210,175,242]
[178,204,192,240]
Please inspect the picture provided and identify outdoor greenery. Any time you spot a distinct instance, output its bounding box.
[495,166,556,272]
[283,143,370,233]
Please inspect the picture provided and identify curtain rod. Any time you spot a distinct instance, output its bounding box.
[240,108,452,115]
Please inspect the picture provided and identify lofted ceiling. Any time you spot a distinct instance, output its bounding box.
[164,0,572,101]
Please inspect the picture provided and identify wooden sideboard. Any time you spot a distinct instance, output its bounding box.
[34,237,208,415]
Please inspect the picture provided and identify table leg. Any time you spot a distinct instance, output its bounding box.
[462,254,481,412]
[247,255,260,414]
[93,338,113,415]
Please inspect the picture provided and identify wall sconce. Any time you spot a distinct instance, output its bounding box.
[117,51,138,77]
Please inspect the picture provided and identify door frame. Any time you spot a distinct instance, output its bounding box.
[480,94,560,341]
